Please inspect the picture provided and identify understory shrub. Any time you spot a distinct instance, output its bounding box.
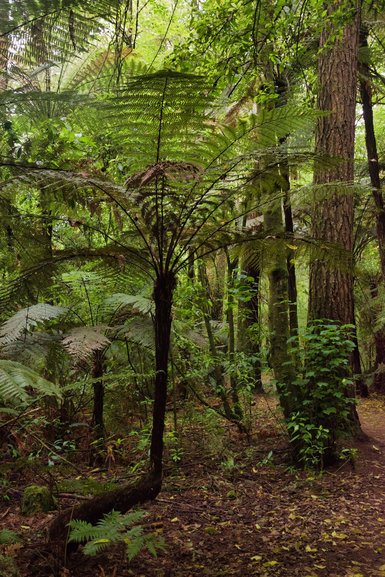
[286,321,356,468]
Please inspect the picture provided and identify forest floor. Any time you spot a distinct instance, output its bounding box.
[1,396,385,577]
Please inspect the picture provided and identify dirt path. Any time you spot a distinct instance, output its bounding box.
[7,398,385,577]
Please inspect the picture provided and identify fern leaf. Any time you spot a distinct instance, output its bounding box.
[82,538,112,556]
[0,304,66,346]
[126,533,145,561]
[68,519,96,543]
[116,318,155,351]
[103,293,154,316]
[0,360,61,404]
[62,326,110,362]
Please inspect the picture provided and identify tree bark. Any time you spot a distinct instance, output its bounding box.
[237,260,263,392]
[359,26,385,278]
[150,270,176,477]
[309,0,360,324]
[224,249,243,420]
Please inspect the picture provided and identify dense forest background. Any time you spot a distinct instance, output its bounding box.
[1,1,385,576]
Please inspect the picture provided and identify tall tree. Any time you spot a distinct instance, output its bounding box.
[308,0,363,432]
[308,0,360,324]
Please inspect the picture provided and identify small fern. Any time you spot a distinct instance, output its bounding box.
[0,529,21,545]
[68,509,165,560]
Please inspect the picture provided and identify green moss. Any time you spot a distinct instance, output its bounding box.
[57,478,119,496]
[21,485,57,516]
[0,554,20,577]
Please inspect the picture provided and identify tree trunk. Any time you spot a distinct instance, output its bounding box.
[150,270,176,477]
[359,25,385,394]
[373,331,385,393]
[308,0,362,433]
[279,110,298,340]
[309,1,360,323]
[284,191,299,339]
[89,349,105,465]
[237,260,263,392]
[368,278,385,394]
[359,26,385,278]
[264,198,295,418]
[0,1,9,93]
[225,249,243,420]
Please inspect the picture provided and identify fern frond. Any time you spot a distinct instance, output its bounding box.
[100,71,212,171]
[103,293,154,317]
[115,317,155,351]
[62,326,110,362]
[1,0,124,68]
[67,509,164,560]
[0,304,66,346]
[0,360,61,404]
[68,509,145,548]
[0,332,61,365]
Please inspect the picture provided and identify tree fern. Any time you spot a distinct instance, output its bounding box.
[68,509,165,560]
[0,0,127,68]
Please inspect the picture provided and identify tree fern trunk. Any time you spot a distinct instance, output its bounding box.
[90,349,105,465]
[150,270,176,478]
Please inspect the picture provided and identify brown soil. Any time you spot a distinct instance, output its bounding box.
[2,397,385,577]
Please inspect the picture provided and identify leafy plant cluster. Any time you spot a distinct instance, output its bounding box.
[286,321,356,468]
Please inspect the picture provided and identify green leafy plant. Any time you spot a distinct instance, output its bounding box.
[285,321,356,468]
[68,509,165,560]
[287,415,330,469]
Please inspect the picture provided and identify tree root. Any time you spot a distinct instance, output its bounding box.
[48,471,162,558]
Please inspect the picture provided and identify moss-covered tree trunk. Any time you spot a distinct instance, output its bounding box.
[237,260,263,392]
[224,249,243,421]
[264,199,295,417]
